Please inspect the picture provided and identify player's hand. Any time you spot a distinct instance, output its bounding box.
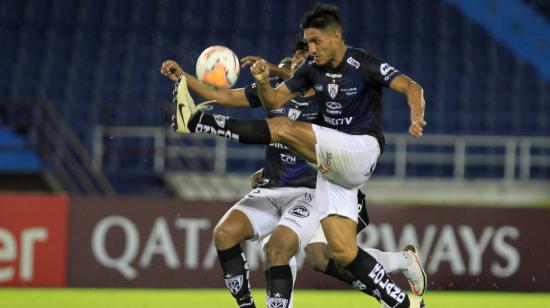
[251,59,270,83]
[240,56,262,68]
[409,119,427,138]
[160,60,184,82]
[250,168,263,188]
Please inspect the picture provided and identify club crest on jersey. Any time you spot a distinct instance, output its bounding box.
[213,114,227,128]
[224,275,243,295]
[327,83,339,99]
[288,108,301,120]
[267,296,289,308]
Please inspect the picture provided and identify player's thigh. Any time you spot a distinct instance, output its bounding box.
[316,172,359,222]
[217,189,279,244]
[265,225,300,265]
[320,215,358,265]
[312,124,380,188]
[267,117,317,164]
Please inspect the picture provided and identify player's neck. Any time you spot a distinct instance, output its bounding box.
[328,42,347,68]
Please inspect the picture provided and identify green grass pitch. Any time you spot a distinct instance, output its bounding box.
[1,288,549,307]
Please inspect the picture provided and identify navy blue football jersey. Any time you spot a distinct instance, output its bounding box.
[284,47,402,151]
[244,79,320,189]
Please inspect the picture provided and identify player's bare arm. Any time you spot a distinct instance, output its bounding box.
[389,74,427,138]
[251,59,299,110]
[160,60,249,108]
[241,56,292,80]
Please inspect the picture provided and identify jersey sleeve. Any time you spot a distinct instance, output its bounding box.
[361,55,402,87]
[284,62,314,94]
[244,78,282,108]
[244,82,263,108]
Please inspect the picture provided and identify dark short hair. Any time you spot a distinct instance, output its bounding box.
[300,3,342,31]
[292,34,308,53]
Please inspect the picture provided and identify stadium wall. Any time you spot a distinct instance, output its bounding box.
[1,194,549,292]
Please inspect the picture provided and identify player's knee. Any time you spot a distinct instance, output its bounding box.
[330,246,357,266]
[212,223,239,249]
[266,242,296,265]
[304,244,329,272]
[266,117,295,142]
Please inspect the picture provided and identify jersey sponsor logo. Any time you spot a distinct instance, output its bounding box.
[280,153,296,165]
[327,83,339,99]
[267,296,289,308]
[323,114,353,126]
[380,63,395,75]
[288,108,301,120]
[213,114,227,128]
[290,98,309,107]
[314,84,323,92]
[325,101,342,109]
[288,205,310,218]
[347,56,360,69]
[196,124,239,141]
[269,142,289,149]
[224,274,244,295]
[325,72,343,78]
[380,63,398,81]
[341,87,358,96]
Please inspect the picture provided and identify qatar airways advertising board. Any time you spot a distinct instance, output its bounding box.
[64,197,550,292]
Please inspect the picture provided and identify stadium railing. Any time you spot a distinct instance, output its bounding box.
[92,125,550,181]
[0,100,116,195]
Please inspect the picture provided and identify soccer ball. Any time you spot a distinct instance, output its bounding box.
[196,45,240,89]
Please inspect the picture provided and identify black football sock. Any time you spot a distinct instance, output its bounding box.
[264,270,271,296]
[188,111,271,144]
[217,244,255,308]
[345,248,410,307]
[267,265,293,308]
[324,258,373,294]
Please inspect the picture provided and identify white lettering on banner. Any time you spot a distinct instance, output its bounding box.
[20,228,48,281]
[174,218,210,269]
[491,226,520,277]
[359,224,521,277]
[0,228,47,282]
[459,226,494,275]
[428,225,466,275]
[139,217,180,269]
[0,229,17,281]
[92,216,140,279]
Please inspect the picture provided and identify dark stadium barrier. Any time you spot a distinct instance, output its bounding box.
[1,194,550,292]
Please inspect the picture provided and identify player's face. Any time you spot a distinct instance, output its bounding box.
[304,27,340,66]
[290,49,308,72]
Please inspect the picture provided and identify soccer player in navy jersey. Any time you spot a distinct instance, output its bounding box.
[162,36,425,307]
[175,5,427,308]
